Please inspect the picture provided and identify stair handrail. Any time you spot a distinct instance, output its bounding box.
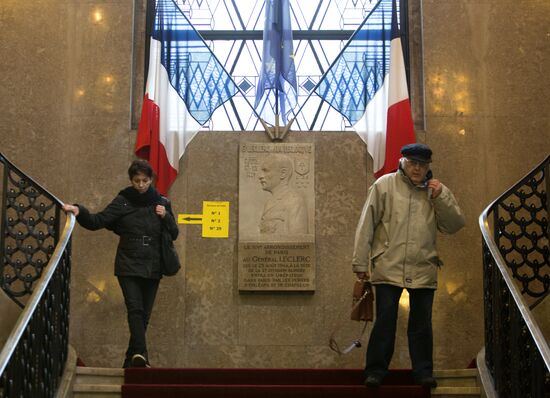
[479,153,550,397]
[0,215,74,373]
[0,152,75,397]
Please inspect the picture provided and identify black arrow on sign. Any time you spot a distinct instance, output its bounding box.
[183,216,202,221]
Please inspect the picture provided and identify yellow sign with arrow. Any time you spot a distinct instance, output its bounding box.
[178,201,229,238]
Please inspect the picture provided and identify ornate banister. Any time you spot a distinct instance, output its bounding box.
[0,153,75,398]
[479,154,550,398]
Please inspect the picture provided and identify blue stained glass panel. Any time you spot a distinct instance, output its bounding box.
[150,0,402,131]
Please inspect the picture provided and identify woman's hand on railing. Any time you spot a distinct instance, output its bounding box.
[62,204,80,216]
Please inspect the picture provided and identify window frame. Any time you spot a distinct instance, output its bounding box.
[131,0,424,132]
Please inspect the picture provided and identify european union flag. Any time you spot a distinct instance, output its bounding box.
[255,0,298,126]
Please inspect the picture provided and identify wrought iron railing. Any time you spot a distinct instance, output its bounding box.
[0,152,75,398]
[480,154,550,398]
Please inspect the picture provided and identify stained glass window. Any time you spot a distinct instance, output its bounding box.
[145,0,409,131]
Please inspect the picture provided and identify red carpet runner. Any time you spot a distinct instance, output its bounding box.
[122,368,431,398]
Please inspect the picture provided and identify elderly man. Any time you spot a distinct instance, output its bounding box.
[258,154,308,235]
[352,143,465,389]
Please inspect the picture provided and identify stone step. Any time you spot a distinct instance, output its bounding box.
[73,383,121,398]
[73,384,480,398]
[432,386,481,397]
[71,366,480,398]
[75,366,124,385]
[434,368,478,387]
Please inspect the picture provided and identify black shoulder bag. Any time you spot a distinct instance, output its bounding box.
[160,198,181,276]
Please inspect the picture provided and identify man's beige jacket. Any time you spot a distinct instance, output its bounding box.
[352,169,465,289]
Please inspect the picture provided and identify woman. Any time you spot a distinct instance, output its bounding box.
[63,159,179,368]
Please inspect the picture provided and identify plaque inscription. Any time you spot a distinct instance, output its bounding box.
[238,243,315,290]
[238,142,315,291]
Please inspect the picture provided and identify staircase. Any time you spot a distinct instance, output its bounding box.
[0,152,76,398]
[73,367,123,398]
[479,153,550,397]
[432,369,481,397]
[71,367,481,398]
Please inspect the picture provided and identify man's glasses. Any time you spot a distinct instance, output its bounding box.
[405,158,430,169]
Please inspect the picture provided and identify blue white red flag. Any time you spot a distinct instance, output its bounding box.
[136,0,237,195]
[254,0,298,125]
[315,0,415,177]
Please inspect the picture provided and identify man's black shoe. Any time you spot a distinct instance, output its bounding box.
[130,354,148,368]
[418,376,437,388]
[364,375,382,388]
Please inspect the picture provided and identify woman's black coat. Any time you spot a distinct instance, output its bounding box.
[75,188,179,279]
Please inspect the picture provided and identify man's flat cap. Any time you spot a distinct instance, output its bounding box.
[401,143,432,163]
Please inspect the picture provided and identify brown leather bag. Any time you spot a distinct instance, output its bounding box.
[329,279,374,355]
[350,279,374,322]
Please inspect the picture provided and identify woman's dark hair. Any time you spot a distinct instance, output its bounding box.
[128,159,154,179]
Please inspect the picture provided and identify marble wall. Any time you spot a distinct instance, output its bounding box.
[1,0,549,371]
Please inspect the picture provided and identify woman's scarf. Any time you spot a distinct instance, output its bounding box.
[119,186,162,207]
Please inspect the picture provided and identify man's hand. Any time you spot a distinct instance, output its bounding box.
[428,179,443,198]
[355,272,369,280]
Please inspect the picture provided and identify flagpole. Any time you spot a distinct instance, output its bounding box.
[275,87,279,116]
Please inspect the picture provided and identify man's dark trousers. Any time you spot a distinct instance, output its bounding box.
[365,283,435,381]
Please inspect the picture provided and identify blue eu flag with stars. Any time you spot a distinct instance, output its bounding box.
[254,0,298,126]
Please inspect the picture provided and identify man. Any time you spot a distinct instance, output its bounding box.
[352,143,465,388]
[258,154,308,235]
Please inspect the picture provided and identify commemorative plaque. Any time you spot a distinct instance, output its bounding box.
[238,142,315,291]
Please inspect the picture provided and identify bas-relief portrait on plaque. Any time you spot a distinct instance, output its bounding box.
[238,142,315,292]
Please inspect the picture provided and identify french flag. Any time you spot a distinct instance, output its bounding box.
[315,0,415,178]
[136,0,236,196]
[354,0,415,177]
